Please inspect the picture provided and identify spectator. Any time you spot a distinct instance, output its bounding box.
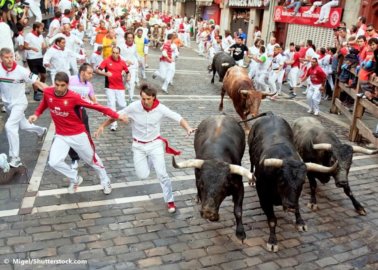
[356,16,367,37]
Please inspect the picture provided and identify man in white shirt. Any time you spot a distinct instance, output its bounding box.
[24,22,47,101]
[24,0,42,22]
[43,37,70,82]
[61,9,71,25]
[94,83,196,214]
[267,45,284,99]
[48,11,62,39]
[0,48,47,168]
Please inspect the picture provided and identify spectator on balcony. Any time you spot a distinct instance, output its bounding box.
[366,24,378,41]
[303,1,339,25]
[284,0,302,16]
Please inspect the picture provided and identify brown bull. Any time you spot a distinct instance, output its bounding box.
[219,66,274,128]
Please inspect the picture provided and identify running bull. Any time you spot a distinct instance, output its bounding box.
[292,117,378,215]
[172,115,252,241]
[248,114,337,252]
[210,52,235,84]
[219,66,275,127]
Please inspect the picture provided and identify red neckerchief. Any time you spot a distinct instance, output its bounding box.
[53,44,63,50]
[32,31,40,37]
[126,42,133,48]
[95,51,101,55]
[1,62,17,72]
[142,98,159,112]
[319,54,325,60]
[121,26,127,32]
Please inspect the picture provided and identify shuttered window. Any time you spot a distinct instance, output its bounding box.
[285,24,335,49]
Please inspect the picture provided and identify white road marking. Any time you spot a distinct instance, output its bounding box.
[0,209,19,218]
[350,164,378,172]
[352,154,378,160]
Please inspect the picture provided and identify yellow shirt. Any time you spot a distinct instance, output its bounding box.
[134,36,145,57]
[102,36,114,58]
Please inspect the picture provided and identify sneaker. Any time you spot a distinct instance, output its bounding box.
[0,153,10,173]
[9,157,22,168]
[110,125,117,131]
[103,182,112,195]
[314,110,319,116]
[167,202,176,213]
[1,106,5,113]
[145,64,149,68]
[152,74,157,79]
[67,175,83,194]
[33,92,42,101]
[288,93,297,99]
[161,87,168,93]
[71,160,78,169]
[169,81,174,86]
[356,93,364,98]
[38,127,47,142]
[307,109,313,114]
[302,91,307,95]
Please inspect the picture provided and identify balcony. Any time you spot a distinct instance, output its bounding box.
[228,0,268,8]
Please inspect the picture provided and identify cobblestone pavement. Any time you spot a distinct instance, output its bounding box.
[0,43,378,270]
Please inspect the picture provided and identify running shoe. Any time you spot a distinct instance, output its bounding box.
[167,202,176,213]
[71,160,79,170]
[103,182,112,195]
[67,175,83,194]
[9,157,22,168]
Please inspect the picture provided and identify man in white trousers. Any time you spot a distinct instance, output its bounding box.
[94,83,196,213]
[301,58,327,116]
[43,37,71,83]
[119,32,139,103]
[152,33,175,93]
[0,48,48,168]
[28,72,128,194]
[96,47,130,131]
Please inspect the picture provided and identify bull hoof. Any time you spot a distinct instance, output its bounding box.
[356,208,367,216]
[307,203,318,211]
[236,230,246,242]
[297,224,308,232]
[266,243,279,252]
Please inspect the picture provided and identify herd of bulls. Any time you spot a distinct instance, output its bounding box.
[173,52,377,252]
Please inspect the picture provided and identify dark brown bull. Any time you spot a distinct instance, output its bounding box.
[219,66,275,128]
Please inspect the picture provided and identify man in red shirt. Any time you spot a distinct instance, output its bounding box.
[96,47,130,131]
[301,58,327,116]
[28,72,128,195]
[152,33,175,93]
[286,45,301,98]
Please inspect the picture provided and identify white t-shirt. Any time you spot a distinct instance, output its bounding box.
[89,52,103,69]
[0,22,14,53]
[119,43,138,69]
[0,64,38,108]
[43,46,70,74]
[61,16,71,25]
[14,35,26,61]
[48,18,61,38]
[119,102,182,142]
[24,33,44,59]
[58,0,72,12]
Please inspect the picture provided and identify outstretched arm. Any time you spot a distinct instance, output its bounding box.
[94,117,118,138]
[180,118,196,136]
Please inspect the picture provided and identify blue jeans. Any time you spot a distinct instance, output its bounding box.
[287,1,302,13]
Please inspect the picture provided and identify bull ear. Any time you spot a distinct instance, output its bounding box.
[262,158,284,168]
[313,143,333,151]
[229,164,253,180]
[352,145,378,155]
[305,160,338,173]
[172,157,204,169]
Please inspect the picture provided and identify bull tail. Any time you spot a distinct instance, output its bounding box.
[238,111,273,124]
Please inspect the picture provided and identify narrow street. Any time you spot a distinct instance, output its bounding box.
[0,43,377,270]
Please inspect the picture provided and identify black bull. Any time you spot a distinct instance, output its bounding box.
[248,114,338,252]
[210,52,236,84]
[172,115,252,241]
[292,116,378,215]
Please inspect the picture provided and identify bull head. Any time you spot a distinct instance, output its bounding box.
[172,157,253,180]
[262,158,338,173]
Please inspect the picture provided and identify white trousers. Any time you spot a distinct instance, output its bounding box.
[306,83,322,113]
[154,61,175,91]
[319,1,339,21]
[255,71,269,92]
[5,104,45,158]
[268,70,280,94]
[26,0,42,22]
[68,56,78,75]
[105,88,126,128]
[132,140,174,203]
[125,66,138,102]
[288,66,300,88]
[49,132,110,185]
[137,55,146,80]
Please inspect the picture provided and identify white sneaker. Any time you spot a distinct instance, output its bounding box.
[161,87,168,93]
[38,127,47,142]
[9,157,22,168]
[169,81,174,86]
[1,106,6,113]
[307,109,313,114]
[103,182,112,195]
[110,125,117,131]
[302,91,307,95]
[314,110,319,116]
[0,153,10,173]
[67,175,83,194]
[71,160,79,170]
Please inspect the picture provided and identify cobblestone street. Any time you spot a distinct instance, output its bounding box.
[0,44,378,270]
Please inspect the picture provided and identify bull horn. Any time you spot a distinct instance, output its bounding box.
[313,143,333,151]
[229,164,253,180]
[172,156,204,169]
[305,160,338,173]
[263,158,284,168]
[239,89,249,94]
[261,91,277,97]
[352,145,378,155]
